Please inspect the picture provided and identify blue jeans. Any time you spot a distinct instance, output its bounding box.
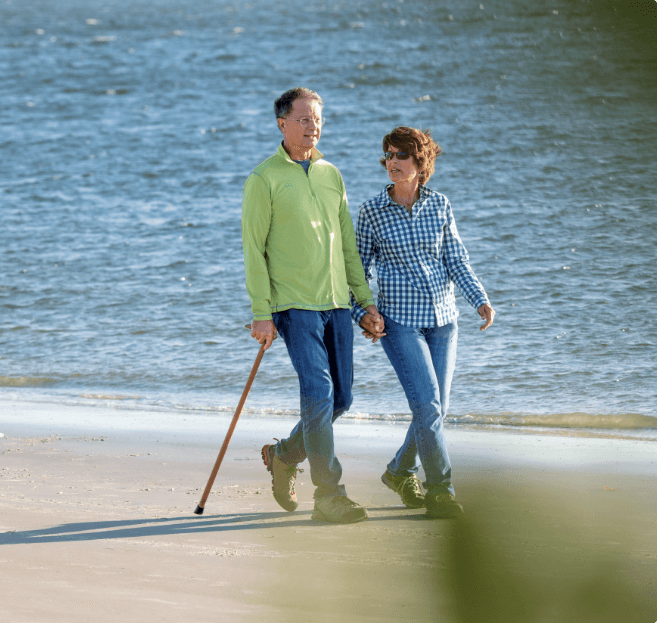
[380,315,458,496]
[272,308,353,499]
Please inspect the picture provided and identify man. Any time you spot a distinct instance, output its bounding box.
[241,87,383,524]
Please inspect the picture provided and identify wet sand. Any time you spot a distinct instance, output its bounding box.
[1,401,655,622]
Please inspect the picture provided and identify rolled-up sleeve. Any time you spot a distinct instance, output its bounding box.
[442,202,489,312]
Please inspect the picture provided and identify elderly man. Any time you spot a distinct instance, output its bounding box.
[242,87,383,524]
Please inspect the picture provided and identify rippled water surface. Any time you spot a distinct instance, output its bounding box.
[2,0,656,433]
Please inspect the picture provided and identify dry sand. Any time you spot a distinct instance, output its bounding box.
[1,400,655,622]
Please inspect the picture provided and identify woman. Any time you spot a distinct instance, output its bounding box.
[352,127,495,519]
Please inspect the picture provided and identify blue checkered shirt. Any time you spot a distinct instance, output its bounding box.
[350,185,489,328]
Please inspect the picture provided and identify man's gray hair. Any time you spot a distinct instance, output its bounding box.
[274,87,323,119]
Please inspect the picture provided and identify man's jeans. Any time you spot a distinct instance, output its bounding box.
[272,308,353,499]
[380,315,458,496]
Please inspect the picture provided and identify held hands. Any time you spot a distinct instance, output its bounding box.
[478,303,495,331]
[359,305,386,343]
[250,319,277,351]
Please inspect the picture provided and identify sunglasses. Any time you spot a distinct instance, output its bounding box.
[384,151,411,161]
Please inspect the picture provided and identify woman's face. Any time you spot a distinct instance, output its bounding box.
[385,145,420,186]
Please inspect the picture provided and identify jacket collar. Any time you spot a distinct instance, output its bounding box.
[276,141,323,164]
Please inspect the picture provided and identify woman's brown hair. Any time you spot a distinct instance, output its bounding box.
[380,127,442,183]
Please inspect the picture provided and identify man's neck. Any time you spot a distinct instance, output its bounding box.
[283,141,313,161]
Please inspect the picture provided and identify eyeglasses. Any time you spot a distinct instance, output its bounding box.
[384,151,411,161]
[288,117,325,128]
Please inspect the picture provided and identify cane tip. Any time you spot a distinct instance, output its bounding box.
[194,504,205,515]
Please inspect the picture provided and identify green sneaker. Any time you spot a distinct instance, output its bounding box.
[312,495,368,524]
[261,442,302,512]
[381,470,425,508]
[425,493,464,519]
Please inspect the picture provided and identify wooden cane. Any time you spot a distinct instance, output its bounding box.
[193,341,267,515]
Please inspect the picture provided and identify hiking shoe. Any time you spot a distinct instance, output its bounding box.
[312,495,369,524]
[425,493,464,519]
[261,442,301,512]
[381,470,425,508]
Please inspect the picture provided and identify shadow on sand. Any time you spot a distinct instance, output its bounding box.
[0,505,429,545]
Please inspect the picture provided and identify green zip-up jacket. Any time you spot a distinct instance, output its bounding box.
[242,143,375,321]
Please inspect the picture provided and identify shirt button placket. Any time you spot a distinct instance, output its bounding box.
[411,219,419,253]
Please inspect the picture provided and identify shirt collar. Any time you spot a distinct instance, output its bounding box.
[418,184,431,201]
[381,184,432,208]
[276,141,323,164]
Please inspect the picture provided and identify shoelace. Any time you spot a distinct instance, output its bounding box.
[400,476,423,496]
[334,496,358,508]
[269,439,303,480]
[283,464,303,493]
[281,462,303,477]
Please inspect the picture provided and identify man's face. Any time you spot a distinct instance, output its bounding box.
[277,98,322,154]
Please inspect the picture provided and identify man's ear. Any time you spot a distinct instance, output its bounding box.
[277,118,285,134]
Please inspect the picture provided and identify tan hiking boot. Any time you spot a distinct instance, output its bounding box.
[425,493,464,519]
[381,470,425,508]
[261,442,302,512]
[311,495,368,524]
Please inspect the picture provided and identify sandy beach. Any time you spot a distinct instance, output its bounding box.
[1,400,655,622]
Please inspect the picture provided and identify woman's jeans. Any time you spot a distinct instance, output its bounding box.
[380,315,458,496]
[272,308,353,499]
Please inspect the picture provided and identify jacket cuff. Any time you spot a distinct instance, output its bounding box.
[253,312,273,322]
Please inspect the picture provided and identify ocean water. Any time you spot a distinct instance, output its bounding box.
[2,0,656,438]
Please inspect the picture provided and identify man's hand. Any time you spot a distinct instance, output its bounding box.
[251,319,277,351]
[359,305,386,343]
[478,303,495,331]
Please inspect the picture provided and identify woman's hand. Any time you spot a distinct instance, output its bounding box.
[477,303,495,331]
[360,305,386,343]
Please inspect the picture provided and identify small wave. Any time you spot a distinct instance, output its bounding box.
[0,376,57,387]
[447,412,657,431]
[157,404,656,432]
[78,394,141,401]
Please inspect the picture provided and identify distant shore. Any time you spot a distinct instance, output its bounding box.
[1,400,655,622]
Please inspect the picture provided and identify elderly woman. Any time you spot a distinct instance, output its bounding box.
[351,127,495,519]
